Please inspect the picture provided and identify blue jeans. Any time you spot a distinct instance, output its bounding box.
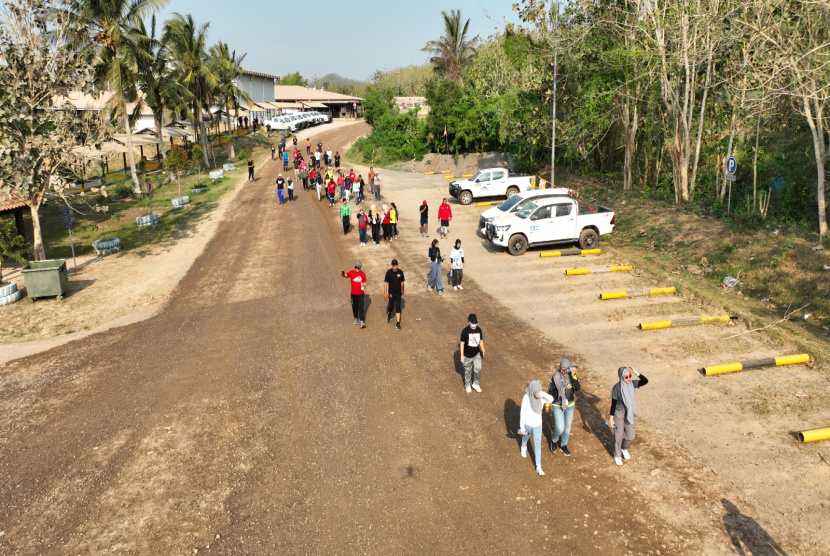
[359,227,367,243]
[521,423,543,466]
[277,189,284,204]
[550,404,575,447]
[427,261,443,291]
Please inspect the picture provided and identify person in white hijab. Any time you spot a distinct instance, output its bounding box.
[519,380,554,476]
[608,366,649,466]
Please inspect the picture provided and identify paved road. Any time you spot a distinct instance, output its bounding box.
[0,124,683,554]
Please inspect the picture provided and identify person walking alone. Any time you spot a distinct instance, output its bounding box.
[340,261,366,328]
[247,157,254,181]
[519,380,554,476]
[384,259,405,331]
[437,198,452,239]
[459,314,485,392]
[271,145,275,161]
[340,198,351,234]
[419,200,429,237]
[427,239,444,295]
[450,239,464,290]
[608,366,649,466]
[547,359,581,457]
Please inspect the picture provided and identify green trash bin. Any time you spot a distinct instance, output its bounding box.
[22,259,69,301]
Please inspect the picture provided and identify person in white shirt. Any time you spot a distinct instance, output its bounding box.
[519,380,554,476]
[450,239,464,290]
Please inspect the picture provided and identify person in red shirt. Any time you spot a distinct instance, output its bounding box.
[336,171,346,200]
[327,179,336,206]
[438,198,453,239]
[349,169,357,185]
[340,261,367,328]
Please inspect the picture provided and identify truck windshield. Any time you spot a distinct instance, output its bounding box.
[497,195,524,212]
[516,202,539,219]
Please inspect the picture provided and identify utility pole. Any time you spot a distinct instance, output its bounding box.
[551,0,559,186]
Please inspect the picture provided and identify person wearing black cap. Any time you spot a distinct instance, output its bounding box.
[341,261,366,328]
[384,259,405,331]
[459,314,485,393]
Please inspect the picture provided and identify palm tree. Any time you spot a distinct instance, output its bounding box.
[163,13,216,169]
[422,10,480,82]
[61,0,170,194]
[209,41,251,159]
[132,15,191,162]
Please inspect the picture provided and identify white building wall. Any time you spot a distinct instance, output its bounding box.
[236,74,275,104]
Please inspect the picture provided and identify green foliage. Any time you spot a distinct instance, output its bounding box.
[277,72,307,86]
[111,180,135,199]
[237,148,251,161]
[0,219,28,283]
[191,144,203,166]
[349,88,428,165]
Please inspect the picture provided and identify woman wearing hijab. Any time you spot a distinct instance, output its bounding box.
[427,239,444,295]
[608,366,649,465]
[357,208,368,246]
[519,380,554,476]
[547,358,581,456]
[369,204,382,246]
[389,203,399,239]
[381,204,391,243]
[449,239,464,290]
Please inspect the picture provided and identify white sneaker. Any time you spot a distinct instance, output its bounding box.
[458,285,463,290]
[465,385,472,393]
[536,466,545,476]
[621,449,631,460]
[614,457,623,466]
[428,286,433,291]
[521,446,527,458]
[471,383,481,393]
[438,290,443,296]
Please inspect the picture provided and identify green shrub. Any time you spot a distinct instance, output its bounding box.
[237,148,251,161]
[111,181,134,199]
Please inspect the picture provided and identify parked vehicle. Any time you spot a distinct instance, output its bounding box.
[448,168,534,206]
[485,196,616,255]
[478,187,574,234]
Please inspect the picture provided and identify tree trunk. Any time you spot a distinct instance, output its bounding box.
[752,111,761,214]
[29,203,45,261]
[122,106,141,195]
[802,95,828,242]
[622,99,639,191]
[155,111,167,161]
[689,49,713,197]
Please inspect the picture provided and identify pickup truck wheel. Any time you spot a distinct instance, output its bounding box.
[458,190,473,205]
[508,234,528,256]
[506,186,520,198]
[579,228,599,249]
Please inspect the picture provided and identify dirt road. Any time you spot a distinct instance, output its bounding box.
[0,123,698,554]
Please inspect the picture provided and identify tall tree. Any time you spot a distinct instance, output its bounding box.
[209,41,251,159]
[61,0,169,195]
[0,0,111,260]
[133,15,191,162]
[163,13,215,169]
[422,9,480,82]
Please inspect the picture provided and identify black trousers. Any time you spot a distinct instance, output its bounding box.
[387,294,402,315]
[351,293,365,320]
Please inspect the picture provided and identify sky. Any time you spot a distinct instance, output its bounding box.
[154,0,522,82]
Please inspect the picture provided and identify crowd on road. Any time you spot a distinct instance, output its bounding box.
[265,132,649,477]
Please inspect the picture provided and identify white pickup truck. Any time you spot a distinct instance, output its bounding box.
[478,187,574,234]
[485,195,616,255]
[448,168,534,205]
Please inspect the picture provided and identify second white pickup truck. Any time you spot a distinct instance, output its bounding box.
[485,195,616,255]
[448,168,534,205]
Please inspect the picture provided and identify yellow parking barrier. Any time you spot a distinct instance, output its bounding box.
[443,175,456,180]
[565,266,632,276]
[424,171,435,175]
[440,170,451,174]
[599,287,676,300]
[638,315,734,330]
[798,427,830,443]
[476,201,501,207]
[541,249,601,258]
[703,354,811,376]
[462,173,474,178]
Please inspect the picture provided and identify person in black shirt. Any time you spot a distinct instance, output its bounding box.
[419,200,429,237]
[608,366,649,466]
[384,259,405,330]
[459,313,485,393]
[247,157,254,181]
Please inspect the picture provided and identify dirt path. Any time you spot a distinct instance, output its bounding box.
[2,123,696,554]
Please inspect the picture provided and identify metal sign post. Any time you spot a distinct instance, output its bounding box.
[59,206,76,268]
[725,157,737,216]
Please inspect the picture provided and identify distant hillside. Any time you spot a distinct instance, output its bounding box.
[310,73,367,96]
